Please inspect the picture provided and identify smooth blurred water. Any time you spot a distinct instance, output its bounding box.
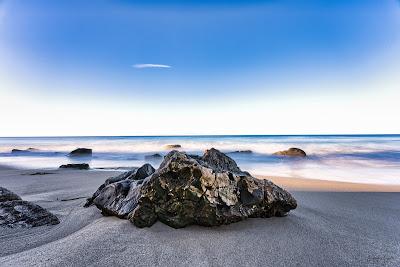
[0,135,399,184]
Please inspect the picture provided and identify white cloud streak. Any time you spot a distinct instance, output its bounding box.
[132,64,171,69]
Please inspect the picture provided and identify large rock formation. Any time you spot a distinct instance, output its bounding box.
[86,148,297,228]
[273,147,307,157]
[0,187,60,227]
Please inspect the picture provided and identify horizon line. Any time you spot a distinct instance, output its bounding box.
[0,133,399,138]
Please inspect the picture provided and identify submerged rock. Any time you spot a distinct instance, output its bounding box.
[68,148,92,157]
[273,148,307,157]
[87,148,297,228]
[144,153,163,160]
[60,163,90,170]
[11,148,38,153]
[229,150,253,154]
[0,187,60,227]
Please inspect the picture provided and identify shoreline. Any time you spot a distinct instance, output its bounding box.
[1,164,399,192]
[257,175,400,192]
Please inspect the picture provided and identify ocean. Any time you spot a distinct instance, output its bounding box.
[0,135,399,185]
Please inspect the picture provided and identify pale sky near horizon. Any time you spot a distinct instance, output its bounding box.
[1,0,400,136]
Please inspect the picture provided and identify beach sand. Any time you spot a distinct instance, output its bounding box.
[1,166,399,266]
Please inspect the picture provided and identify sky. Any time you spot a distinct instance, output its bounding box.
[0,0,400,136]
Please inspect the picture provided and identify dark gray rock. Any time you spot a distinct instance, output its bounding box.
[59,163,90,170]
[84,164,155,207]
[11,148,37,153]
[68,148,92,157]
[0,187,21,202]
[28,172,54,176]
[133,164,156,180]
[11,149,25,153]
[229,150,253,154]
[201,148,242,173]
[273,148,307,157]
[88,148,297,228]
[0,187,60,228]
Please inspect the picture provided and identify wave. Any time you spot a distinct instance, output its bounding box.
[1,135,400,184]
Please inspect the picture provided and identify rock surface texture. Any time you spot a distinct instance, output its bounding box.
[273,148,307,157]
[0,187,60,227]
[87,148,297,228]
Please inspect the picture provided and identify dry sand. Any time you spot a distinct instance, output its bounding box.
[1,166,399,266]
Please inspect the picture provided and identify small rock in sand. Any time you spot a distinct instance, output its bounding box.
[60,163,90,170]
[0,187,59,227]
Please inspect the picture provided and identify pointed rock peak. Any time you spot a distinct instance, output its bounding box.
[0,187,22,202]
[201,148,241,173]
[134,163,155,180]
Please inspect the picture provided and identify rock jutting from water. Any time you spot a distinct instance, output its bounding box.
[229,150,253,154]
[86,148,297,228]
[144,153,163,160]
[0,187,60,227]
[68,148,92,157]
[273,147,307,157]
[11,148,38,153]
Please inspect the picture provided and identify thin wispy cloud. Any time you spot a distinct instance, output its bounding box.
[132,64,171,69]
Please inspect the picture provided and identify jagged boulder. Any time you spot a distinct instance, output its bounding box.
[87,148,297,228]
[273,147,307,157]
[0,187,60,227]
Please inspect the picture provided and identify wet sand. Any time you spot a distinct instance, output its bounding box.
[1,167,399,266]
[263,175,400,192]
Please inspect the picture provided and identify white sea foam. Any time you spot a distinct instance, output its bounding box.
[1,135,399,184]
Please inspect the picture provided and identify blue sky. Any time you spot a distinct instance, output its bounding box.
[0,0,400,135]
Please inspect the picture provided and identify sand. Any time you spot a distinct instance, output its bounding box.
[1,166,399,266]
[262,175,400,192]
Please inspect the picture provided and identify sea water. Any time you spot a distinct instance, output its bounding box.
[0,135,399,184]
